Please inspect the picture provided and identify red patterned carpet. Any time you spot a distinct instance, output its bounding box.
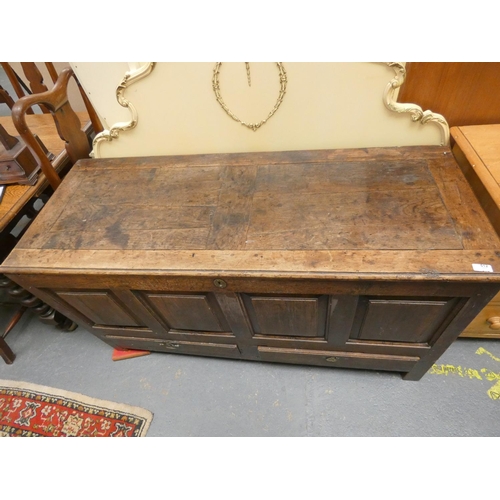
[0,379,153,437]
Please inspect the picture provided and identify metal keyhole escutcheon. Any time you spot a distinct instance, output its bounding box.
[213,278,227,288]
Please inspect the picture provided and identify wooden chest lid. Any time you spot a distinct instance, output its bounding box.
[3,146,500,281]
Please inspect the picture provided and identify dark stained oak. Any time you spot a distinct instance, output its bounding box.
[56,291,142,327]
[354,297,460,343]
[243,295,327,337]
[144,293,228,332]
[3,146,500,379]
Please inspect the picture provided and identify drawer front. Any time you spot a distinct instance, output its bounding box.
[258,346,419,372]
[460,302,500,338]
[103,335,241,359]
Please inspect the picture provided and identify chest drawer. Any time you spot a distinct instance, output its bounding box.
[103,335,240,359]
[460,300,500,338]
[258,346,419,373]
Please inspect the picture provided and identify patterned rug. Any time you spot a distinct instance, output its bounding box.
[0,379,153,437]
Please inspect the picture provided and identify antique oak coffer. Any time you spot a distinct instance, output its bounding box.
[3,146,500,381]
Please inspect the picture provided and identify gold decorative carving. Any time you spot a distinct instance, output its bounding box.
[212,62,287,132]
[91,62,156,158]
[384,62,450,146]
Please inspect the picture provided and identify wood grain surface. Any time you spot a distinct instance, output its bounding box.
[4,146,500,282]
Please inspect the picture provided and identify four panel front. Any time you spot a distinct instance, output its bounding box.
[52,288,467,358]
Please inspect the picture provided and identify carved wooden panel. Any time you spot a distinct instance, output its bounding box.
[353,297,460,344]
[242,294,328,338]
[56,291,142,327]
[143,293,228,332]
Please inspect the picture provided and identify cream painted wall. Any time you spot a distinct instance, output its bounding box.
[70,62,444,158]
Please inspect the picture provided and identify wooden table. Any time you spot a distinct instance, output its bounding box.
[3,146,500,379]
[452,124,500,338]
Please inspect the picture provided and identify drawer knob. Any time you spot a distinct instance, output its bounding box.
[487,317,500,330]
[213,278,227,288]
[326,356,339,363]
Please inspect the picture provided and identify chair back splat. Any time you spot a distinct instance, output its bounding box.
[11,67,91,190]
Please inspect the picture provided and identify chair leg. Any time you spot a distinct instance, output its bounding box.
[0,305,26,364]
[0,336,15,364]
[4,306,27,336]
[0,276,78,365]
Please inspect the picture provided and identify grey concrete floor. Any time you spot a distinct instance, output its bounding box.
[1,303,499,437]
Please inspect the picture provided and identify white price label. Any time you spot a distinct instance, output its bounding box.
[472,263,494,273]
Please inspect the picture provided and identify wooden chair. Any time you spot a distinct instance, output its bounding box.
[11,66,93,190]
[1,62,51,114]
[1,62,103,130]
[0,66,99,363]
[0,85,15,109]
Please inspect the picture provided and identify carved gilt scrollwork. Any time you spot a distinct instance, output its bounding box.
[212,62,288,131]
[384,62,450,146]
[91,62,156,158]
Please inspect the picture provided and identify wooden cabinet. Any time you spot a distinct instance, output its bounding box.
[459,292,500,338]
[398,63,500,129]
[3,147,500,380]
[451,125,500,338]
